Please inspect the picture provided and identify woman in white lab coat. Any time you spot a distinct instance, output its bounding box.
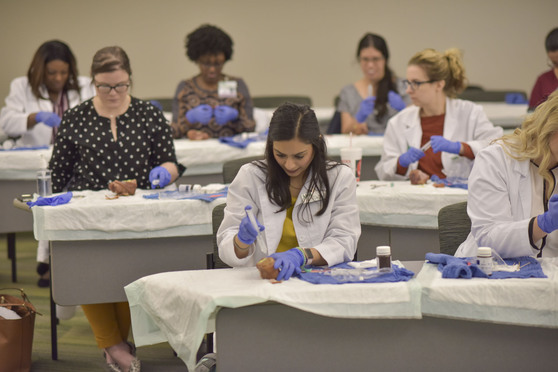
[456,91,558,259]
[217,103,361,280]
[0,40,95,148]
[375,48,503,182]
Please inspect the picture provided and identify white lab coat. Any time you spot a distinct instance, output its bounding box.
[375,98,503,180]
[0,76,95,147]
[217,161,361,267]
[455,143,557,258]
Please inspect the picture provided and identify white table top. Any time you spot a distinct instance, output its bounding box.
[357,180,468,228]
[31,179,466,241]
[0,134,383,180]
[31,188,226,241]
[125,263,421,371]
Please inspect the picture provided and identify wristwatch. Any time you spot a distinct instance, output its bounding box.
[304,248,314,265]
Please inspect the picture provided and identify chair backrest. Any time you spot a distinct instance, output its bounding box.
[252,95,313,108]
[222,155,265,184]
[326,111,341,134]
[437,202,470,255]
[211,203,231,269]
[144,97,173,112]
[457,90,527,102]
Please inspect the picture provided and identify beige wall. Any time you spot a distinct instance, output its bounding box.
[1,0,555,107]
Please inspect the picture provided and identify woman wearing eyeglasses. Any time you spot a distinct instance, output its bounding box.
[171,24,255,140]
[50,46,185,372]
[336,33,409,135]
[375,48,503,182]
[0,40,95,149]
[528,27,558,111]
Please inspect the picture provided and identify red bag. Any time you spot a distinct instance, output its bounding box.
[0,288,39,372]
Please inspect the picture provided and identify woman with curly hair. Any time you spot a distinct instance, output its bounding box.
[171,24,255,140]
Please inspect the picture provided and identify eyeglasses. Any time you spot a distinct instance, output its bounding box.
[359,56,384,64]
[199,61,225,69]
[402,79,436,90]
[95,83,130,94]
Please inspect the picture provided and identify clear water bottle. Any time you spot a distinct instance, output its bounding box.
[37,154,52,197]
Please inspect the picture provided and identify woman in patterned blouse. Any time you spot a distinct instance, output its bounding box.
[171,24,255,140]
[49,46,185,372]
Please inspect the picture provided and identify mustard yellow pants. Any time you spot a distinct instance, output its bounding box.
[81,302,131,349]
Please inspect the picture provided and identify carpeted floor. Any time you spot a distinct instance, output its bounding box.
[0,232,191,371]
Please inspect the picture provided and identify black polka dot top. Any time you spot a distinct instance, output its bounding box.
[49,97,186,192]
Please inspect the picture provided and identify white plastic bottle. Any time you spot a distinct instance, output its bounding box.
[477,247,493,276]
[37,154,52,197]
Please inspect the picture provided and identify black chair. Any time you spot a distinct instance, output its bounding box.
[144,97,173,112]
[437,202,470,255]
[252,95,312,108]
[222,155,264,184]
[326,111,342,134]
[458,89,528,103]
[207,203,231,270]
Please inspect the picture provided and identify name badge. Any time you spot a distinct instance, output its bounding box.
[218,80,238,98]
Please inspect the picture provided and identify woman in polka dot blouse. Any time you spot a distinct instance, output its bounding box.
[49,46,185,372]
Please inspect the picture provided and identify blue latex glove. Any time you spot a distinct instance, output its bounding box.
[270,248,305,281]
[398,147,425,168]
[150,100,163,111]
[185,104,213,124]
[430,135,461,154]
[388,91,406,111]
[537,195,558,233]
[355,96,376,123]
[149,166,171,189]
[214,105,239,125]
[36,111,61,128]
[237,212,265,245]
[27,192,73,207]
[505,93,528,104]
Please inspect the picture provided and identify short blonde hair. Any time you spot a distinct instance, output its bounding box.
[500,91,558,198]
[408,48,467,98]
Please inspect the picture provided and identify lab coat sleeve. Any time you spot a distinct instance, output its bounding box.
[217,164,265,267]
[312,165,361,266]
[0,77,35,137]
[462,145,535,258]
[374,113,414,180]
[463,103,503,155]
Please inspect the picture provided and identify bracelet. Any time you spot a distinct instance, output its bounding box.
[295,247,308,267]
[234,236,250,252]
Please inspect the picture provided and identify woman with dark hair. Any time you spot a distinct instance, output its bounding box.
[0,40,95,147]
[529,27,558,110]
[375,48,502,183]
[337,33,409,135]
[50,46,185,372]
[217,102,360,280]
[171,24,255,140]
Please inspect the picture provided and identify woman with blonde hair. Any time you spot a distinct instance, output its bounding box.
[375,48,503,182]
[456,91,558,258]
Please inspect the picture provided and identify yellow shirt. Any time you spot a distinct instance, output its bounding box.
[276,197,299,253]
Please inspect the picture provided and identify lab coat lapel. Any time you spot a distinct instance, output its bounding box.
[256,182,285,256]
[403,109,422,149]
[511,158,531,218]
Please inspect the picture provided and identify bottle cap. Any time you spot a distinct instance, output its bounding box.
[376,245,391,256]
[40,154,48,170]
[477,247,492,256]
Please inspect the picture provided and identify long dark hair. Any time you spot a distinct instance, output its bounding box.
[257,102,337,221]
[357,33,398,120]
[27,40,80,100]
